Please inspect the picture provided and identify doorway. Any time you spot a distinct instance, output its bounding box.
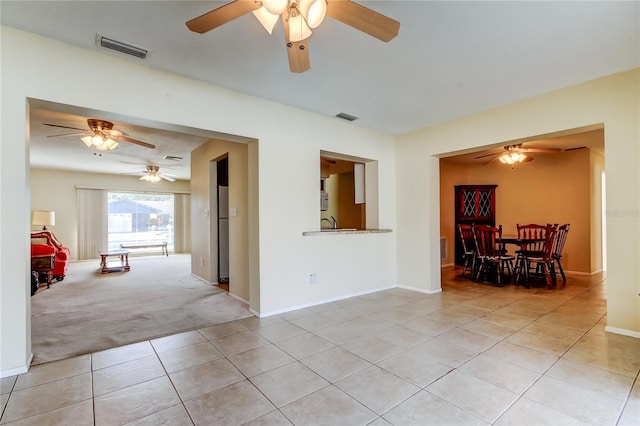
[217,156,230,291]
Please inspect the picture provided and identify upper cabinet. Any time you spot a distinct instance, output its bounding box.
[455,184,497,222]
[454,184,497,265]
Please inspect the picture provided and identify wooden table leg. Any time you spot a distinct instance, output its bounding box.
[123,253,130,271]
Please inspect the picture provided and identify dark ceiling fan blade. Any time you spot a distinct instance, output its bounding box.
[186,0,261,34]
[473,152,501,160]
[43,123,87,132]
[283,14,310,73]
[326,0,400,42]
[522,147,562,153]
[482,155,502,166]
[116,135,156,149]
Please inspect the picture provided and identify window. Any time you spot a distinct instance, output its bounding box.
[107,192,174,252]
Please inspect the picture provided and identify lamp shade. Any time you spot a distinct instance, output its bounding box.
[300,0,327,28]
[32,210,55,230]
[288,13,312,42]
[253,7,280,34]
[262,0,288,15]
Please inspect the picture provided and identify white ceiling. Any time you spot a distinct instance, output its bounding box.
[2,1,638,179]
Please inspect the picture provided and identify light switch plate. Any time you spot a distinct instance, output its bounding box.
[230,207,237,217]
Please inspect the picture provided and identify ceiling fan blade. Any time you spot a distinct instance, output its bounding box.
[186,0,261,34]
[283,15,310,73]
[326,0,400,42]
[116,135,156,149]
[160,174,176,182]
[473,152,500,160]
[482,155,501,166]
[523,147,562,153]
[47,132,87,138]
[43,123,87,132]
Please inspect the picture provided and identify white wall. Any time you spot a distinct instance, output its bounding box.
[396,69,640,336]
[0,27,397,375]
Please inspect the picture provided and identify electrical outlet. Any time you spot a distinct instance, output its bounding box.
[309,274,317,284]
[200,258,204,266]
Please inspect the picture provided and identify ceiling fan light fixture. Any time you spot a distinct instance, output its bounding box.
[288,12,312,42]
[499,151,529,165]
[92,135,104,146]
[81,135,93,147]
[253,7,280,34]
[300,0,327,28]
[262,0,288,15]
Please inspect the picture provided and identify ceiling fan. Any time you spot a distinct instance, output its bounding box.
[474,144,562,166]
[185,0,400,73]
[44,119,156,151]
[135,165,177,182]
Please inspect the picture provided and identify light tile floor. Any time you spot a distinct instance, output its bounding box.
[2,269,639,425]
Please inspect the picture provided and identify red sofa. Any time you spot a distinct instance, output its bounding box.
[31,231,70,281]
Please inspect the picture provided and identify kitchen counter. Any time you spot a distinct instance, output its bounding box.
[302,229,392,236]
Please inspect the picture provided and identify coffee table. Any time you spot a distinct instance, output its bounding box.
[99,249,131,274]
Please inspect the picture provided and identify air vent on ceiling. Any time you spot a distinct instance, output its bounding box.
[163,155,183,161]
[97,35,148,59]
[335,112,359,122]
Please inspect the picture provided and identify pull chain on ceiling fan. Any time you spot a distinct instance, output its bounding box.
[186,0,400,73]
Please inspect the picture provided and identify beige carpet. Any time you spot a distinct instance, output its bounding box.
[30,254,252,365]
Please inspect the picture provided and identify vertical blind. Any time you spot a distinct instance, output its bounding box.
[76,188,108,260]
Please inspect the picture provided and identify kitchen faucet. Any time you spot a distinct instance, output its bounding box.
[321,216,338,229]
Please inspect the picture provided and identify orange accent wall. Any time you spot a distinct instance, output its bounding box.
[440,148,602,274]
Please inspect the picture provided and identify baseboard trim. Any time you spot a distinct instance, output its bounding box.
[605,326,640,339]
[398,284,442,295]
[255,284,397,318]
[227,291,249,305]
[1,352,33,378]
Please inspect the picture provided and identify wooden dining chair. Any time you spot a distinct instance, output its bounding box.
[513,223,556,285]
[472,224,514,287]
[458,224,476,277]
[522,226,558,289]
[551,223,570,282]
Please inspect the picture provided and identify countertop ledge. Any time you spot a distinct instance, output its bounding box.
[303,229,393,236]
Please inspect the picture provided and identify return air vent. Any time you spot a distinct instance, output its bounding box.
[335,112,359,122]
[440,237,447,261]
[97,35,148,59]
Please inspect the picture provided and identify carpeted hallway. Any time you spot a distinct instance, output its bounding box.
[30,254,252,365]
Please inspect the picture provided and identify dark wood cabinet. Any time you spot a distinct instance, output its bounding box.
[454,185,497,265]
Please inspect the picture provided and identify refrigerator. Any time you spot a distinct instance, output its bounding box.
[218,185,229,283]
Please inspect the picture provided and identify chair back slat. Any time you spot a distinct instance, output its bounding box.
[552,224,570,259]
[458,224,475,254]
[541,226,557,260]
[517,223,550,251]
[473,224,502,258]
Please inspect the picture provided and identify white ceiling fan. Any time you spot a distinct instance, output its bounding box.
[135,165,177,182]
